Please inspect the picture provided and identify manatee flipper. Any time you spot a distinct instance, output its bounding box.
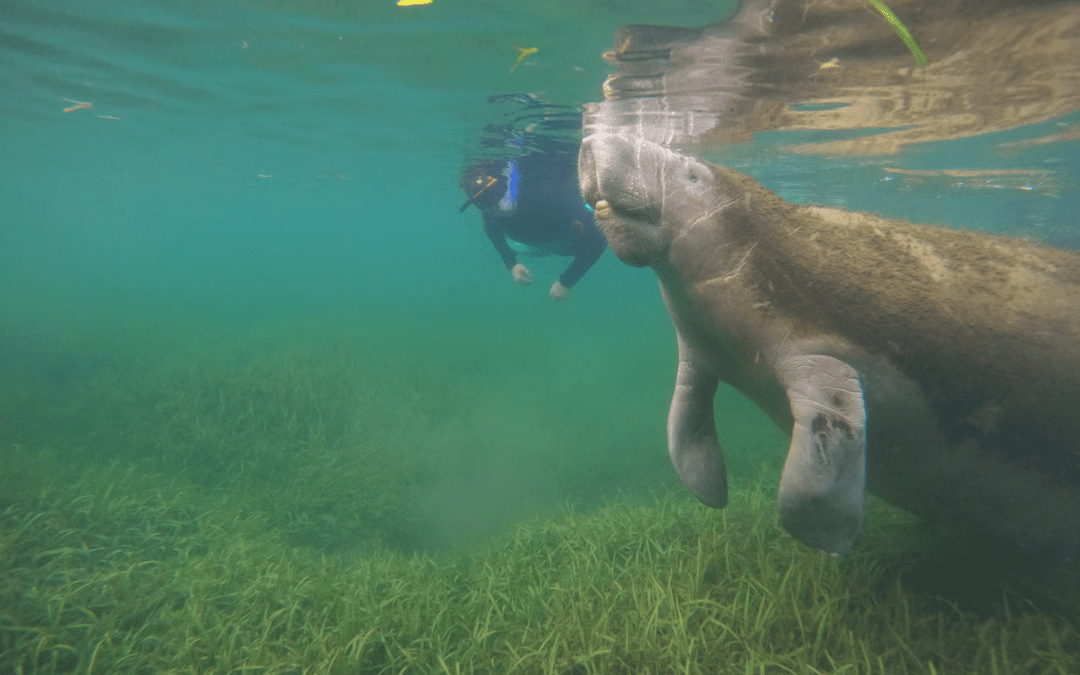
[776,354,866,554]
[667,338,728,508]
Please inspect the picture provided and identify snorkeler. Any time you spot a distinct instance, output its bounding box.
[459,128,607,302]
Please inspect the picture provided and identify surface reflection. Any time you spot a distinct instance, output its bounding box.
[589,0,1080,156]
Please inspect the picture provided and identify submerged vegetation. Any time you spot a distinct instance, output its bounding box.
[3,448,1078,675]
[1,320,1078,674]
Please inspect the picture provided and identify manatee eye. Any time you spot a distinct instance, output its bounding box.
[688,171,698,183]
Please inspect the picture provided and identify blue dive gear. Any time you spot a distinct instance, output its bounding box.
[499,160,520,212]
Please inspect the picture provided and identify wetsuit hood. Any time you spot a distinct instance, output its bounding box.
[459,161,507,212]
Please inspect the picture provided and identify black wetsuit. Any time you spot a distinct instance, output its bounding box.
[472,147,607,289]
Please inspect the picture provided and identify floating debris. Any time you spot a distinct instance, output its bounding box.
[511,47,537,73]
[62,98,93,113]
[863,0,927,68]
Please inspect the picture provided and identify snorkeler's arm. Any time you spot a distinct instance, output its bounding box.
[481,214,519,270]
[557,218,607,288]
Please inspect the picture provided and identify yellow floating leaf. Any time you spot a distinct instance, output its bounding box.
[511,47,537,73]
[396,0,432,6]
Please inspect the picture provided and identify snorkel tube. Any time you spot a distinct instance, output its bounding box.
[459,174,499,212]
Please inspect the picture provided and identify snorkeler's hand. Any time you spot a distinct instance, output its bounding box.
[549,280,570,302]
[512,264,534,285]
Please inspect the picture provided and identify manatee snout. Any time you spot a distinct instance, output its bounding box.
[577,136,602,207]
[579,134,665,267]
[580,134,650,208]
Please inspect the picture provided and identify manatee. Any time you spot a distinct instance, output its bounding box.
[578,132,1080,562]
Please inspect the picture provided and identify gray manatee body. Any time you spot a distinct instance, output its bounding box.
[578,133,1080,562]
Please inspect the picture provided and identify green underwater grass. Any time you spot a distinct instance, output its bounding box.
[2,446,1078,675]
[1,321,1078,674]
